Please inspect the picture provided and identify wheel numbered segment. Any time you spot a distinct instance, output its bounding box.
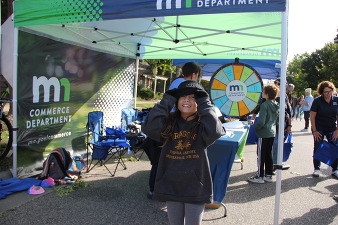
[209,63,262,117]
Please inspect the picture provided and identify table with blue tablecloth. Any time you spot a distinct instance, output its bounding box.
[246,117,258,144]
[207,122,249,203]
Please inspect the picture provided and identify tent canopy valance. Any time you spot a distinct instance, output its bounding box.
[14,0,285,61]
[173,59,281,80]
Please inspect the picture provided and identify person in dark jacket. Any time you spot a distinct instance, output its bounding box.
[141,80,225,225]
[249,84,279,183]
[144,62,201,200]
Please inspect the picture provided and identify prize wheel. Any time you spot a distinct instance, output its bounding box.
[209,62,263,117]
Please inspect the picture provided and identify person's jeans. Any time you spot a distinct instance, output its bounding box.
[166,201,205,225]
[273,131,279,165]
[292,107,298,118]
[295,107,301,120]
[313,130,338,171]
[303,111,310,129]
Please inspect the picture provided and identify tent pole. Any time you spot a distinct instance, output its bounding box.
[134,56,139,109]
[274,1,289,225]
[12,24,19,178]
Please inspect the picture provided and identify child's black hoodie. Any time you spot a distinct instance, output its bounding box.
[142,94,225,203]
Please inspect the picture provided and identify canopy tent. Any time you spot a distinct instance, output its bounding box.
[173,59,281,80]
[14,1,284,60]
[7,1,289,224]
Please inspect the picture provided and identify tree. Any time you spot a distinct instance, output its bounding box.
[142,59,176,77]
[287,42,338,95]
[287,54,309,96]
[334,34,338,44]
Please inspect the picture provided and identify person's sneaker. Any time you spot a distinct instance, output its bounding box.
[248,176,264,184]
[282,164,290,170]
[272,169,277,175]
[332,171,338,179]
[313,169,320,177]
[333,195,338,201]
[300,128,308,132]
[147,192,154,200]
[264,175,273,183]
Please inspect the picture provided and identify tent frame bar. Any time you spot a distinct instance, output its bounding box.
[274,0,289,224]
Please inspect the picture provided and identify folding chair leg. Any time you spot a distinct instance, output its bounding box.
[87,159,104,173]
[102,163,115,177]
[115,147,127,169]
[137,149,145,161]
[101,147,127,176]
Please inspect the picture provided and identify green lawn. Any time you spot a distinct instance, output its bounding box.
[136,102,155,110]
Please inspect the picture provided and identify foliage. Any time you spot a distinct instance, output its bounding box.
[54,179,89,197]
[142,59,177,76]
[155,92,163,99]
[200,80,210,93]
[136,101,157,111]
[137,84,145,96]
[287,42,338,96]
[139,88,154,100]
[127,157,137,162]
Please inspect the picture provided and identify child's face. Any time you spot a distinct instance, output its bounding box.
[178,94,197,120]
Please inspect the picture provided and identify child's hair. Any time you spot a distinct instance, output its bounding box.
[182,62,201,79]
[264,84,279,100]
[161,106,200,146]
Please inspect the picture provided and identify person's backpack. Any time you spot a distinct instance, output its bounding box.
[40,147,72,180]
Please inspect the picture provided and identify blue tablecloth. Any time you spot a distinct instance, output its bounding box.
[207,128,249,203]
[247,117,258,144]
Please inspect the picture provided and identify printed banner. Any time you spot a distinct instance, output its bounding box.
[17,31,135,178]
[15,0,286,26]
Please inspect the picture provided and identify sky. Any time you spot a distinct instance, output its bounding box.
[287,0,338,62]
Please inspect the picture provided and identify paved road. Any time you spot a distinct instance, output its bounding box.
[0,119,337,225]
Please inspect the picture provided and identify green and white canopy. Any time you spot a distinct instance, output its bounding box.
[14,0,285,60]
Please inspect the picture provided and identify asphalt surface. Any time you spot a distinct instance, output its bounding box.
[0,119,337,225]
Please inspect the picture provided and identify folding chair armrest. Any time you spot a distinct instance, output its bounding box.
[105,135,117,140]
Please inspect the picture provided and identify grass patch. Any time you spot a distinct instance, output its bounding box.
[54,179,89,197]
[127,157,138,162]
[136,102,157,109]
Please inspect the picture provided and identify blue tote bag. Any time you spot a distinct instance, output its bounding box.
[283,133,293,162]
[313,140,338,166]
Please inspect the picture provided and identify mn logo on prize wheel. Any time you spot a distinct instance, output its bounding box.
[209,62,263,117]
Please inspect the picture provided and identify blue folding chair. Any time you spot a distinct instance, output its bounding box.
[86,111,129,176]
[121,108,146,160]
[121,108,138,131]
